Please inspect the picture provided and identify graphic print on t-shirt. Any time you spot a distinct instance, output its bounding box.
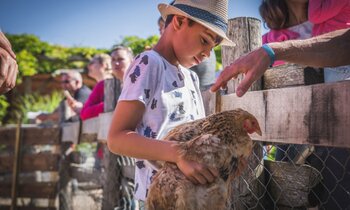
[130,65,141,83]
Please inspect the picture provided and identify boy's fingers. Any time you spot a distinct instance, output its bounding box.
[208,167,219,177]
[200,169,215,183]
[187,176,198,185]
[193,173,207,185]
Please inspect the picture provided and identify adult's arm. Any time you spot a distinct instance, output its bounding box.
[211,28,350,97]
[36,108,60,123]
[272,28,350,67]
[0,32,16,59]
[0,32,18,94]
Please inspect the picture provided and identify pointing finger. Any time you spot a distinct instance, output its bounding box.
[236,73,255,97]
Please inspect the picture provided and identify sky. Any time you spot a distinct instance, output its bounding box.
[0,0,267,49]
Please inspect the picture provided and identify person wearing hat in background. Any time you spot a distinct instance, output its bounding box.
[107,0,234,208]
[0,31,18,94]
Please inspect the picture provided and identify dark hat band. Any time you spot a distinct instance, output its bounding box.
[173,4,228,32]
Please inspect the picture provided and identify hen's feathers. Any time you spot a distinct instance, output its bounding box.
[146,109,260,210]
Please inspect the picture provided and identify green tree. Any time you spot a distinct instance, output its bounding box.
[3,34,108,124]
[116,35,159,56]
[7,33,108,79]
[7,91,63,124]
[0,96,10,125]
[214,46,222,71]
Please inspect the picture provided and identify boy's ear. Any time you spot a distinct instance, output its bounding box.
[173,15,185,30]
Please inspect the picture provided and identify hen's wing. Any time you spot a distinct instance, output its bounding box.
[177,134,232,167]
[164,120,204,142]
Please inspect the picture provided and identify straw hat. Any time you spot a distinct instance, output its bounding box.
[158,0,235,46]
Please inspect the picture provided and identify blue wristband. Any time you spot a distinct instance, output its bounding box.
[261,44,275,67]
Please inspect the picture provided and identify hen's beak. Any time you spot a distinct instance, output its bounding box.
[243,118,262,136]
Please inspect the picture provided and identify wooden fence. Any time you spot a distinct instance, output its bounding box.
[0,124,61,210]
[60,18,350,209]
[1,17,349,210]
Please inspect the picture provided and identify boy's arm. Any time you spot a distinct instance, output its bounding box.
[107,100,218,185]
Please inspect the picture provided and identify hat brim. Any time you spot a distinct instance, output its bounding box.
[158,3,235,47]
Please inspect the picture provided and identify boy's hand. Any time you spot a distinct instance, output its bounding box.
[176,154,218,185]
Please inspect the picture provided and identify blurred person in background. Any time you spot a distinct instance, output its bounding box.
[80,46,134,120]
[87,53,113,83]
[36,71,91,124]
[80,46,136,210]
[260,0,312,66]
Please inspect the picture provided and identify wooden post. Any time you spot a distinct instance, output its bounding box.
[23,76,32,94]
[102,77,121,210]
[221,17,262,95]
[221,17,265,210]
[10,119,22,210]
[102,145,123,210]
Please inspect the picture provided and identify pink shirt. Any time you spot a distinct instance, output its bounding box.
[80,80,104,120]
[262,21,313,66]
[309,0,350,36]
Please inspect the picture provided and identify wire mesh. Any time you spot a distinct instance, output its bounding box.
[230,142,350,210]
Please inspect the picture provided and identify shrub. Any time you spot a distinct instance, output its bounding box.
[7,91,63,124]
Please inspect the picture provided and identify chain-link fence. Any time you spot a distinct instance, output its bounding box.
[230,142,350,209]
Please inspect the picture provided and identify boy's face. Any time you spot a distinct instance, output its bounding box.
[172,17,219,68]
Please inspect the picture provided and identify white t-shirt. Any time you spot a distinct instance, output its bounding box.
[118,50,205,200]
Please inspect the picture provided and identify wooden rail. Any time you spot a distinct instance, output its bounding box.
[220,80,350,148]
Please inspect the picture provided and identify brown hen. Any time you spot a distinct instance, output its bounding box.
[146,108,262,210]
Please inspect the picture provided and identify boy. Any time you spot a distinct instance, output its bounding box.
[107,0,234,205]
